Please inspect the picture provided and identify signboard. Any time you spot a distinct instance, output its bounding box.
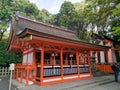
[9,63,15,70]
[9,63,15,90]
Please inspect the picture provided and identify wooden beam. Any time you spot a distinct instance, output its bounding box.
[31,36,109,51]
[11,45,21,49]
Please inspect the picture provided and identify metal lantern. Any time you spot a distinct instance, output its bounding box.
[55,53,58,56]
[69,53,73,58]
[52,53,55,56]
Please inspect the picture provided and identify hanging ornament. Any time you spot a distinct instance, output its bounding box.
[69,53,73,58]
[55,53,58,56]
[52,53,54,56]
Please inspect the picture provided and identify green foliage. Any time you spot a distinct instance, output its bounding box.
[0,39,22,66]
[51,1,89,41]
[38,9,52,23]
[52,1,75,28]
[111,3,120,41]
[0,0,13,40]
[0,0,52,40]
[84,0,120,42]
[0,0,52,65]
[13,0,39,19]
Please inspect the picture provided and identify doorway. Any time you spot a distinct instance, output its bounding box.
[36,52,41,81]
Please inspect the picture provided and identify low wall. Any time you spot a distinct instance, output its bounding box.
[96,64,113,73]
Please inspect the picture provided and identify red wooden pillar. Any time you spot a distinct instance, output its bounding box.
[40,46,44,85]
[32,50,36,79]
[16,69,18,81]
[26,66,29,86]
[20,69,23,83]
[76,51,80,77]
[60,49,63,80]
[83,54,85,65]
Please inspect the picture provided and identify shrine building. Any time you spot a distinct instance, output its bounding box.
[7,14,118,86]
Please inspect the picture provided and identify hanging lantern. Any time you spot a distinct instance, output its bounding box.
[52,53,54,56]
[55,53,58,56]
[69,53,73,58]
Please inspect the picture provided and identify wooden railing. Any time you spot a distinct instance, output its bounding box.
[80,65,90,74]
[0,67,10,76]
[96,63,113,73]
[14,64,35,85]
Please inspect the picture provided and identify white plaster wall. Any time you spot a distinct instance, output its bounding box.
[99,41,105,63]
[23,55,27,64]
[28,52,33,65]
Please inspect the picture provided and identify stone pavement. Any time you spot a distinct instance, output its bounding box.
[12,74,120,90]
[0,76,16,90]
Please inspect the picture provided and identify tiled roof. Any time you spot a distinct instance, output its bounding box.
[13,15,79,41]
[7,14,110,52]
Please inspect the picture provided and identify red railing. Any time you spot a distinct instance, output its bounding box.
[14,64,36,85]
[14,63,114,86]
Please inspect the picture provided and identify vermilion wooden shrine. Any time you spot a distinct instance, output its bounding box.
[7,14,118,86]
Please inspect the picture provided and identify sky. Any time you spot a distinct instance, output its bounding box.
[29,0,81,14]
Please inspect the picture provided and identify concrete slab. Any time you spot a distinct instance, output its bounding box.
[18,78,34,85]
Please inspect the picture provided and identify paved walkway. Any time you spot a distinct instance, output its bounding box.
[0,76,16,90]
[12,74,120,90]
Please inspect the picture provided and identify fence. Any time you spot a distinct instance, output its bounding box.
[96,64,113,73]
[0,67,10,76]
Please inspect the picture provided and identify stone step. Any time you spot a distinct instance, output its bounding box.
[60,78,112,90]
[92,69,110,77]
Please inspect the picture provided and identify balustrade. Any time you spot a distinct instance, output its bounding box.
[80,65,90,73]
[63,66,78,75]
[44,66,61,77]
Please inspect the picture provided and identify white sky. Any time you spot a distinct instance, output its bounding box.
[29,0,81,14]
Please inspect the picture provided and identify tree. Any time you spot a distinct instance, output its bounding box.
[84,0,118,43]
[111,3,120,41]
[52,1,75,29]
[51,1,89,41]
[0,0,52,65]
[0,39,22,66]
[37,9,52,23]
[73,2,90,41]
[0,0,14,40]
[0,0,43,40]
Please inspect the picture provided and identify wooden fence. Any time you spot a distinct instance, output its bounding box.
[0,67,10,76]
[96,64,113,73]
